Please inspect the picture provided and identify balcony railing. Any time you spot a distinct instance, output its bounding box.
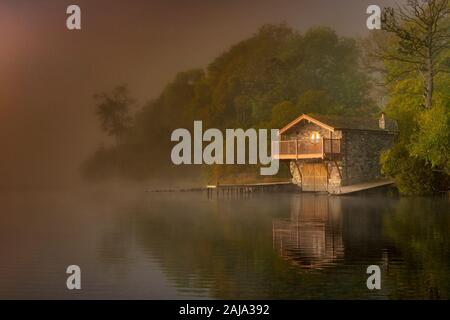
[274,138,341,159]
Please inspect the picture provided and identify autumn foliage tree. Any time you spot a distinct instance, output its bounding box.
[83,25,376,182]
[367,0,450,194]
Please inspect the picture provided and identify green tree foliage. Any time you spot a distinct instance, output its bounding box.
[83,25,376,182]
[411,101,450,174]
[268,101,298,129]
[198,25,374,129]
[372,1,450,194]
[379,77,450,194]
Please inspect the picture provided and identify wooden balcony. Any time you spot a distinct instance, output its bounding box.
[273,138,341,160]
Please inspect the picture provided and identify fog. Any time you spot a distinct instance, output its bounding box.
[0,0,391,188]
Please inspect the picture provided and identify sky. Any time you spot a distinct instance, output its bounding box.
[0,0,394,187]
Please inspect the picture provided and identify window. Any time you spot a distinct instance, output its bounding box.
[311,131,321,143]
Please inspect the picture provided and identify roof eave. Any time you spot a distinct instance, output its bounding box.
[278,114,335,135]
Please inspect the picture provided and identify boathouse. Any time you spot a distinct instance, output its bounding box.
[276,113,398,192]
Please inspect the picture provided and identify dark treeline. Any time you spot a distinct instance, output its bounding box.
[82,24,377,185]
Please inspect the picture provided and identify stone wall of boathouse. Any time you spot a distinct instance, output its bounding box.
[289,130,395,190]
[339,130,395,186]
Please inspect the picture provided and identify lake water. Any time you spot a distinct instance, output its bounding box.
[0,188,448,299]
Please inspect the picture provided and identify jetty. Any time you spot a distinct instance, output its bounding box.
[147,179,394,197]
[206,179,395,198]
[206,181,295,198]
[329,179,395,195]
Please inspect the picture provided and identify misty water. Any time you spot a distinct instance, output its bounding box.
[0,188,448,299]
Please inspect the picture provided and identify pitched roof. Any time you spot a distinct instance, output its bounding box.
[279,113,398,134]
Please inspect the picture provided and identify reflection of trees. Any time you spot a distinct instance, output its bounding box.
[99,193,449,299]
[383,198,450,299]
[273,194,344,270]
[130,194,288,298]
[340,196,388,262]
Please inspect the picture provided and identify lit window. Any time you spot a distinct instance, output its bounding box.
[310,131,321,143]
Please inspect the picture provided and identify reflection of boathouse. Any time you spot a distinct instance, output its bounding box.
[273,194,344,270]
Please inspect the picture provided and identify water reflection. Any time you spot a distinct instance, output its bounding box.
[273,195,344,270]
[382,197,449,299]
[1,189,447,299]
[95,192,449,299]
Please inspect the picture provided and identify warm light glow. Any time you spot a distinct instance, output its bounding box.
[311,131,321,143]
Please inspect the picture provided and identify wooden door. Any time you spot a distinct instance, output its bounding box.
[301,163,328,192]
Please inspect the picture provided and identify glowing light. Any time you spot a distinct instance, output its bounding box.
[311,131,321,143]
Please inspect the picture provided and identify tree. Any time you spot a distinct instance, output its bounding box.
[377,69,450,194]
[377,0,450,108]
[410,101,450,174]
[94,85,134,145]
[365,1,450,194]
[269,101,299,129]
[84,25,376,183]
